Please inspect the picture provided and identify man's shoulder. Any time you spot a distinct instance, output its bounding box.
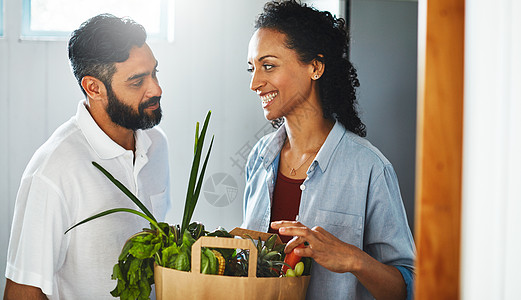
[141,126,169,157]
[24,117,88,177]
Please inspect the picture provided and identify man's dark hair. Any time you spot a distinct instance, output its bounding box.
[68,14,147,96]
[255,0,366,137]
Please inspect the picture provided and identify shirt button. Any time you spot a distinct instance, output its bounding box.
[300,184,306,191]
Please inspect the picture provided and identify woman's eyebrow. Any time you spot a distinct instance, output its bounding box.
[258,55,278,62]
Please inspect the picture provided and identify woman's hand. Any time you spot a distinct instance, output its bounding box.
[271,220,363,273]
[271,220,408,300]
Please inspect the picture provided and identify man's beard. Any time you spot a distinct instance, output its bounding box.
[106,88,162,131]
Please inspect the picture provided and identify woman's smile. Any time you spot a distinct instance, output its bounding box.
[260,91,279,108]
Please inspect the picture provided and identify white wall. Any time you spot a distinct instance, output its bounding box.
[461,0,521,299]
[154,0,268,233]
[0,9,9,298]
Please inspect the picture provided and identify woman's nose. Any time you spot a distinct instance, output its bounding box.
[249,70,264,92]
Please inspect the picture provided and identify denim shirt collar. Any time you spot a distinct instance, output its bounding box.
[313,120,346,173]
[259,120,346,174]
[260,125,286,170]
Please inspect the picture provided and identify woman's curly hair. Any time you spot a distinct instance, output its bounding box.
[255,0,366,137]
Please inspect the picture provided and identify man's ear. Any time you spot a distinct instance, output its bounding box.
[81,76,107,101]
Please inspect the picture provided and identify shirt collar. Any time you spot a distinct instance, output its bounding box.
[260,125,287,170]
[259,120,346,173]
[135,129,152,158]
[76,100,152,160]
[313,120,346,173]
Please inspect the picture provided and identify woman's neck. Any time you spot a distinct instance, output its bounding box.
[283,106,334,154]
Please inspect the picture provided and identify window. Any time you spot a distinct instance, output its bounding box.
[21,0,172,40]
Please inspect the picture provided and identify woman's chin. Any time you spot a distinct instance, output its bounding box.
[263,110,282,122]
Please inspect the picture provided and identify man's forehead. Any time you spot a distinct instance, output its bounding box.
[113,44,157,77]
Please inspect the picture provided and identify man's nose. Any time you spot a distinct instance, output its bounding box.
[147,79,162,98]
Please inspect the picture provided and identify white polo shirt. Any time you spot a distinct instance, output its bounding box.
[5,101,170,299]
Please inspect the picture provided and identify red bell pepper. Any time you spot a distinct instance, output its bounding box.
[282,244,305,273]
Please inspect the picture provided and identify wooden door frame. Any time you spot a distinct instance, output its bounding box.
[414,0,465,298]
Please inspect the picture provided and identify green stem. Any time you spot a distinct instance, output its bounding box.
[65,208,166,237]
[92,162,157,223]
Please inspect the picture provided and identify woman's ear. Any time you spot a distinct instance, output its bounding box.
[311,54,325,80]
[81,76,107,101]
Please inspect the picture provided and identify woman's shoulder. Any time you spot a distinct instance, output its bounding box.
[251,131,276,153]
[333,127,392,169]
[249,126,284,160]
[246,126,285,173]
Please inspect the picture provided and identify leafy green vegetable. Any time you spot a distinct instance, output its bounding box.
[181,112,214,236]
[161,243,180,269]
[187,222,207,241]
[64,111,214,299]
[110,232,156,300]
[128,233,161,260]
[206,248,217,275]
[200,251,210,274]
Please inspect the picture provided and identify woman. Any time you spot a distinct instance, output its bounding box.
[241,1,415,299]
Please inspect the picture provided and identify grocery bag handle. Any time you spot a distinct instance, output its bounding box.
[192,236,258,277]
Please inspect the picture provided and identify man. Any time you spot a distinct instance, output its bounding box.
[4,14,170,299]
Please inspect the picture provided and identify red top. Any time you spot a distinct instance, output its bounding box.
[268,169,305,243]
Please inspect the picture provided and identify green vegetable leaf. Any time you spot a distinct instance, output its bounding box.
[200,252,210,274]
[265,234,277,251]
[110,275,126,297]
[119,240,134,261]
[187,221,207,240]
[273,243,286,254]
[112,263,123,282]
[161,243,181,269]
[64,208,165,236]
[137,278,151,300]
[194,121,199,155]
[181,111,213,235]
[182,229,196,249]
[127,258,142,286]
[263,251,281,261]
[207,227,232,238]
[189,136,214,222]
[129,238,161,260]
[174,252,190,271]
[203,247,217,275]
[92,161,157,223]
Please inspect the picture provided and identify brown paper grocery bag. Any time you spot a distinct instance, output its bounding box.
[155,228,310,300]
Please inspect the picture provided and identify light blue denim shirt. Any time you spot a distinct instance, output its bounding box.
[242,121,416,300]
